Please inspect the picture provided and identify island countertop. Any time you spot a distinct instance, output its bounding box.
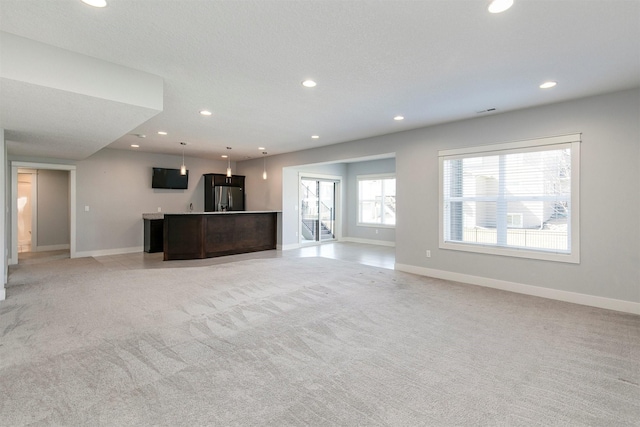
[142,211,281,220]
[142,211,280,260]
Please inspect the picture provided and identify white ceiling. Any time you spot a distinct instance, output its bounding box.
[1,0,639,162]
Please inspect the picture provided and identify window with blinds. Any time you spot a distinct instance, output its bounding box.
[439,134,580,263]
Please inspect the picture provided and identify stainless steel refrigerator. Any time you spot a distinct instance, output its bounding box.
[214,185,244,211]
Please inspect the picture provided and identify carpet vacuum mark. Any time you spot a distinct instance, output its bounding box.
[1,257,639,426]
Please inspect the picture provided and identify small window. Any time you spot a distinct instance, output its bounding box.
[439,134,580,263]
[506,213,523,228]
[357,174,396,226]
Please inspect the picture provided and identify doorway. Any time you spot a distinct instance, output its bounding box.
[10,162,77,265]
[300,176,340,244]
[17,171,36,253]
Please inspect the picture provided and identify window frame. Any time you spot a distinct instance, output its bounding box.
[357,173,396,228]
[438,134,581,264]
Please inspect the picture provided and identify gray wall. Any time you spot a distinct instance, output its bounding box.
[239,88,639,303]
[74,148,230,254]
[239,151,396,247]
[4,89,637,304]
[345,158,396,243]
[394,89,639,303]
[36,169,69,248]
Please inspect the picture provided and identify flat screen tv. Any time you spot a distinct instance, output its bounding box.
[152,167,188,189]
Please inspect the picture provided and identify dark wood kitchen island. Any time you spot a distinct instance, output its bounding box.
[143,211,279,261]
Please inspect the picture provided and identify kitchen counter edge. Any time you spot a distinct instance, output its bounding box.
[142,211,281,220]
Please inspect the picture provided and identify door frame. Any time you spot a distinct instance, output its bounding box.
[10,162,77,264]
[298,173,342,245]
[17,169,38,252]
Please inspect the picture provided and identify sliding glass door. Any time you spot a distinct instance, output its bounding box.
[300,178,338,244]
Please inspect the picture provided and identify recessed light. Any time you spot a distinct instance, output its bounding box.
[539,81,557,89]
[131,144,139,148]
[394,116,405,121]
[200,110,212,116]
[258,147,265,150]
[221,155,228,158]
[302,80,317,88]
[311,135,320,139]
[81,0,107,8]
[488,0,513,14]
[157,131,167,135]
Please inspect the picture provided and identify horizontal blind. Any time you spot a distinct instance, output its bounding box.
[441,136,577,255]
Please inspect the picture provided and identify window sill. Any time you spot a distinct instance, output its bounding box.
[439,241,579,264]
[357,223,395,229]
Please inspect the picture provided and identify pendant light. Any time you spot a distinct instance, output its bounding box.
[179,142,187,175]
[262,151,268,180]
[226,147,232,177]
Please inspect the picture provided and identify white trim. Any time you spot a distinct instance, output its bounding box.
[75,246,143,258]
[31,173,37,250]
[10,162,76,265]
[438,137,580,264]
[0,288,5,301]
[1,132,5,293]
[438,241,579,263]
[300,240,324,248]
[341,237,396,247]
[438,133,581,157]
[356,174,396,228]
[356,172,396,180]
[282,243,302,251]
[298,173,343,244]
[12,162,76,171]
[357,223,395,229]
[36,244,70,252]
[395,263,640,315]
[9,165,17,265]
[70,169,76,259]
[15,170,38,252]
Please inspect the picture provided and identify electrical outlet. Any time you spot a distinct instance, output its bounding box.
[375,229,379,234]
[426,250,431,258]
[84,205,90,212]
[157,207,162,212]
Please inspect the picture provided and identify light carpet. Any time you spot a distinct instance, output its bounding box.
[1,256,639,426]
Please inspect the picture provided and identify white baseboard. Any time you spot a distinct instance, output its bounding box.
[8,244,71,264]
[395,263,640,315]
[283,239,395,251]
[36,244,70,252]
[281,243,302,251]
[74,246,143,258]
[341,237,395,247]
